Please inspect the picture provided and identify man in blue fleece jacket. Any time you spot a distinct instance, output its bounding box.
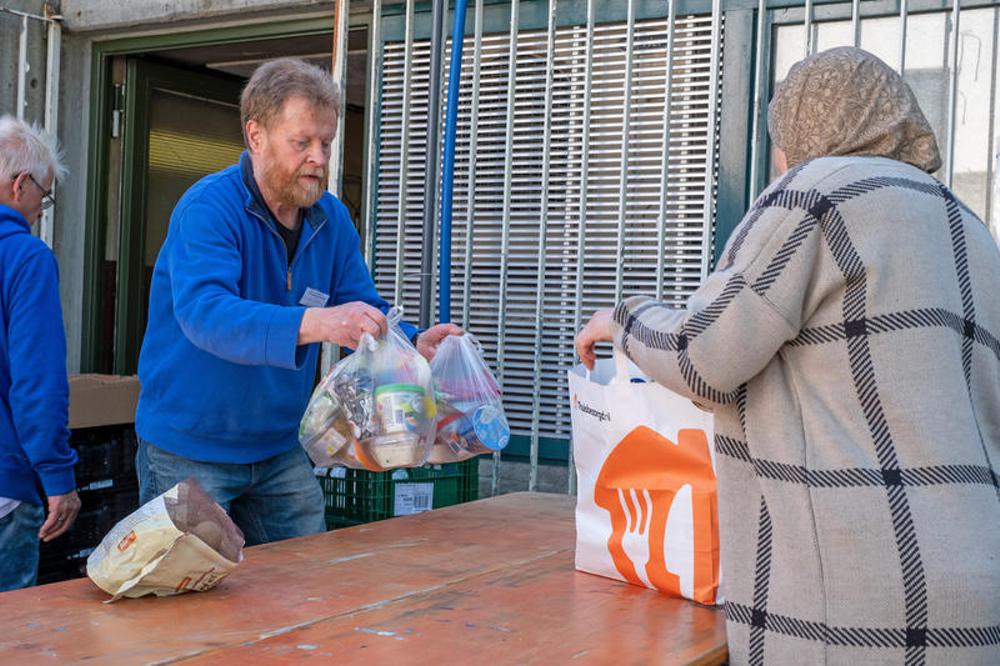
[0,116,80,591]
[135,58,460,545]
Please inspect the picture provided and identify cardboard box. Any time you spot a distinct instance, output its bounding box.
[69,374,140,429]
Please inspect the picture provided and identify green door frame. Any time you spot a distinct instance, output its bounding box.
[81,16,343,373]
[114,59,245,374]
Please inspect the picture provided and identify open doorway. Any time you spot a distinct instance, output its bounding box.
[88,28,370,375]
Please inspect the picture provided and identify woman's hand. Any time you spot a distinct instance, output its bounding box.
[575,308,614,370]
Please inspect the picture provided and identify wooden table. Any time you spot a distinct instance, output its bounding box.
[0,492,727,665]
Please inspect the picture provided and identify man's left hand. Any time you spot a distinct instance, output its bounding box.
[415,323,464,361]
[39,490,81,543]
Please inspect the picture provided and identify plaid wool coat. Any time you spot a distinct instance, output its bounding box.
[610,156,1000,665]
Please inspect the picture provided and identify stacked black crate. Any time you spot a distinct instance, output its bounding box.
[37,427,140,585]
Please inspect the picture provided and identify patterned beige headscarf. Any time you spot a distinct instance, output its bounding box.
[768,47,941,173]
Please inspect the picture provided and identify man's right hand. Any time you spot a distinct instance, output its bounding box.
[298,301,389,348]
[39,490,81,542]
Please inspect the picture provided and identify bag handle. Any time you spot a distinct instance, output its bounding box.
[583,349,637,384]
[358,332,379,352]
[607,349,636,385]
[387,305,404,326]
[465,333,484,355]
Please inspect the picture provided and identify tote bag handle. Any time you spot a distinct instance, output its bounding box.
[583,349,645,385]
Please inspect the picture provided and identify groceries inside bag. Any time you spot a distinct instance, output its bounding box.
[427,334,510,464]
[86,479,244,601]
[299,306,436,471]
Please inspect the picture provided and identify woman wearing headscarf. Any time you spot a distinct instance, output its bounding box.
[577,47,999,665]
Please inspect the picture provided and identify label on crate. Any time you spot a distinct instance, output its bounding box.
[313,467,347,479]
[393,482,434,516]
[71,547,96,561]
[80,478,114,492]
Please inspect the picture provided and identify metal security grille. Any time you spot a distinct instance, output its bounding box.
[371,10,723,472]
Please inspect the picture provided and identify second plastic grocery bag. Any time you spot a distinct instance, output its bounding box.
[428,334,510,463]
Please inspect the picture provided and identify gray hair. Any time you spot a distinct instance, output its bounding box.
[240,58,342,144]
[0,115,66,183]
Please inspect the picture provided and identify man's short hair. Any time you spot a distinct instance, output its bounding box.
[0,115,66,183]
[240,58,342,144]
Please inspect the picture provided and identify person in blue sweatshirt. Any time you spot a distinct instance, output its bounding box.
[0,116,80,591]
[135,58,461,546]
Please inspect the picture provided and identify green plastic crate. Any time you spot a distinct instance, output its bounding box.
[315,457,480,530]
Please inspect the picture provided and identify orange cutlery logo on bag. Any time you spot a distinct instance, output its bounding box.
[594,426,720,604]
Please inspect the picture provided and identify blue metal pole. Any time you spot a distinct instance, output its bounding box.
[419,0,446,328]
[439,0,469,323]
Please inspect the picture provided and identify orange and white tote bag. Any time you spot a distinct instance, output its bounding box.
[568,352,722,605]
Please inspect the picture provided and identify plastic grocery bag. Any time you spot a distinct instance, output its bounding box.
[427,334,510,464]
[299,306,436,471]
[568,351,722,606]
[87,479,244,601]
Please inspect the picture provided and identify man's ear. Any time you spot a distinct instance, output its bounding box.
[9,172,29,204]
[245,120,265,153]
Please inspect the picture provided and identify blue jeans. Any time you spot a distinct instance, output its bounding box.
[136,439,326,547]
[0,502,45,591]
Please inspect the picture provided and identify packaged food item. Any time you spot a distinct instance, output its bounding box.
[299,306,435,471]
[374,383,427,435]
[428,334,510,464]
[299,382,357,466]
[87,479,244,601]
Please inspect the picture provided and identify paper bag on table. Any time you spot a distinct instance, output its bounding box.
[86,479,244,601]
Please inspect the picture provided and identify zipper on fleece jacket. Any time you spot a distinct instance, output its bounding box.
[246,208,327,294]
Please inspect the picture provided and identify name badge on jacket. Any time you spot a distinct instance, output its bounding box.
[299,287,330,308]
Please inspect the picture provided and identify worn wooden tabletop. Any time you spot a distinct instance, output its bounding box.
[0,492,727,665]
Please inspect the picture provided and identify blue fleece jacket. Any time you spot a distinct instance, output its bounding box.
[136,152,416,464]
[0,204,76,505]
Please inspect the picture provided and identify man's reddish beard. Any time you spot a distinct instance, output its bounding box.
[259,150,328,209]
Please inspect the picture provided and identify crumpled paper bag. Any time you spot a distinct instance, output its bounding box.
[87,479,244,601]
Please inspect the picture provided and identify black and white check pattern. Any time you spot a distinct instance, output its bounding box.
[715,435,996,489]
[611,157,1000,664]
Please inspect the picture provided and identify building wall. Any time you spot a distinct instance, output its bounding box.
[59,0,336,33]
